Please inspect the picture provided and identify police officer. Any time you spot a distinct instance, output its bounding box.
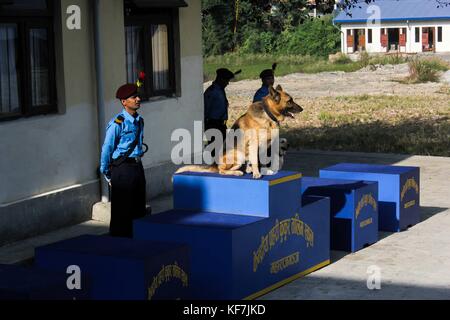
[253,63,277,103]
[204,68,241,142]
[100,83,147,238]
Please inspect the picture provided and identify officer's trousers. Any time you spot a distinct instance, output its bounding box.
[110,161,147,238]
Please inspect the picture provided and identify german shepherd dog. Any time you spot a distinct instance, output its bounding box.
[176,85,303,179]
[249,137,290,176]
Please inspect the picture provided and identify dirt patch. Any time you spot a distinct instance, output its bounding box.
[204,63,446,109]
[203,63,450,156]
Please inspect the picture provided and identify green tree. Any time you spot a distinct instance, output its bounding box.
[277,15,341,57]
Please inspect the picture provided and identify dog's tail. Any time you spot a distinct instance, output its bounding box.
[175,165,219,174]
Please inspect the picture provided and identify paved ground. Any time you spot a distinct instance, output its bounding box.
[260,150,450,300]
[1,149,449,299]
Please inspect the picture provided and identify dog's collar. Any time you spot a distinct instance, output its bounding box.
[263,103,280,126]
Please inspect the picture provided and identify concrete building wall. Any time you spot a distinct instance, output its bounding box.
[0,0,204,246]
[340,20,450,54]
[0,0,99,245]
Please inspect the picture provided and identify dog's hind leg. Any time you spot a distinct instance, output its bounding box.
[219,164,244,176]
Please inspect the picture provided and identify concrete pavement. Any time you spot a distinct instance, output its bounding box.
[1,149,449,299]
[260,150,450,299]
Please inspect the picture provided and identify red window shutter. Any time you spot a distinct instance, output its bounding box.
[347,35,354,47]
[422,31,429,48]
[359,34,365,47]
[399,34,406,46]
[381,34,388,47]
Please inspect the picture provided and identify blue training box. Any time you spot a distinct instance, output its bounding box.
[173,171,302,218]
[320,163,420,232]
[301,177,379,252]
[133,196,330,300]
[34,235,190,300]
[0,264,90,300]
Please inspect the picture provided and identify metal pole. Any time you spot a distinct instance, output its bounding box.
[94,0,109,202]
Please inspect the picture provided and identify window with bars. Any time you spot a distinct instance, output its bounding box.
[438,27,442,42]
[124,5,179,99]
[0,0,56,121]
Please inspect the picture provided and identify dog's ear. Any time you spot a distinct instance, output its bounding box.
[269,86,281,103]
[276,84,283,92]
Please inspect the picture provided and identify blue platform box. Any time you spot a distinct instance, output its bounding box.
[320,163,420,232]
[173,171,302,218]
[301,177,379,252]
[0,264,90,300]
[34,235,190,300]
[134,196,330,300]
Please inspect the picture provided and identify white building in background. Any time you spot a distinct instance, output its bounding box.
[334,0,450,54]
[0,0,203,246]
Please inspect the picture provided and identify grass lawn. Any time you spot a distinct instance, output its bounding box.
[204,53,409,81]
[228,93,450,157]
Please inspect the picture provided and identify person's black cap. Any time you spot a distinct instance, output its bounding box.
[116,83,138,100]
[259,63,277,79]
[216,68,242,80]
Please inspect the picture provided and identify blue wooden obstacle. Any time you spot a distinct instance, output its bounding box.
[0,264,90,300]
[301,177,379,252]
[320,163,420,232]
[134,172,330,300]
[34,235,190,300]
[173,171,302,217]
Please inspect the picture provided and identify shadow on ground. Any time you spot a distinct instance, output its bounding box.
[259,274,450,300]
[282,117,450,158]
[322,205,449,265]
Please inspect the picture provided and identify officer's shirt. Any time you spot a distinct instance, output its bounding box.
[253,85,270,103]
[100,109,144,175]
[204,82,228,121]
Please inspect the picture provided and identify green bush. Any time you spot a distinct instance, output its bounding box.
[407,58,440,83]
[421,57,450,72]
[238,31,278,54]
[276,15,341,57]
[358,51,370,67]
[370,53,408,66]
[332,53,353,65]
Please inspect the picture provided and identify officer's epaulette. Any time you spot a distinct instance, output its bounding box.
[114,115,124,125]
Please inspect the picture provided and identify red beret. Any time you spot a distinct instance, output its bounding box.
[116,84,138,100]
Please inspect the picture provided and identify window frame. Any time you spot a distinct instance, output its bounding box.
[124,9,178,100]
[0,0,57,122]
[415,27,420,43]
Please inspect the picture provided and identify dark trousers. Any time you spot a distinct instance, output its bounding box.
[110,161,147,238]
[205,119,227,159]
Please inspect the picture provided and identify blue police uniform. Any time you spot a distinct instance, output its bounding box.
[100,109,146,238]
[253,85,270,103]
[204,81,229,150]
[204,81,229,121]
[100,109,144,178]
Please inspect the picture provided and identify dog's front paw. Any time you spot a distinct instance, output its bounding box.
[261,168,276,176]
[245,165,253,174]
[252,172,262,179]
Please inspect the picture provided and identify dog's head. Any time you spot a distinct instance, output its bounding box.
[266,85,303,119]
